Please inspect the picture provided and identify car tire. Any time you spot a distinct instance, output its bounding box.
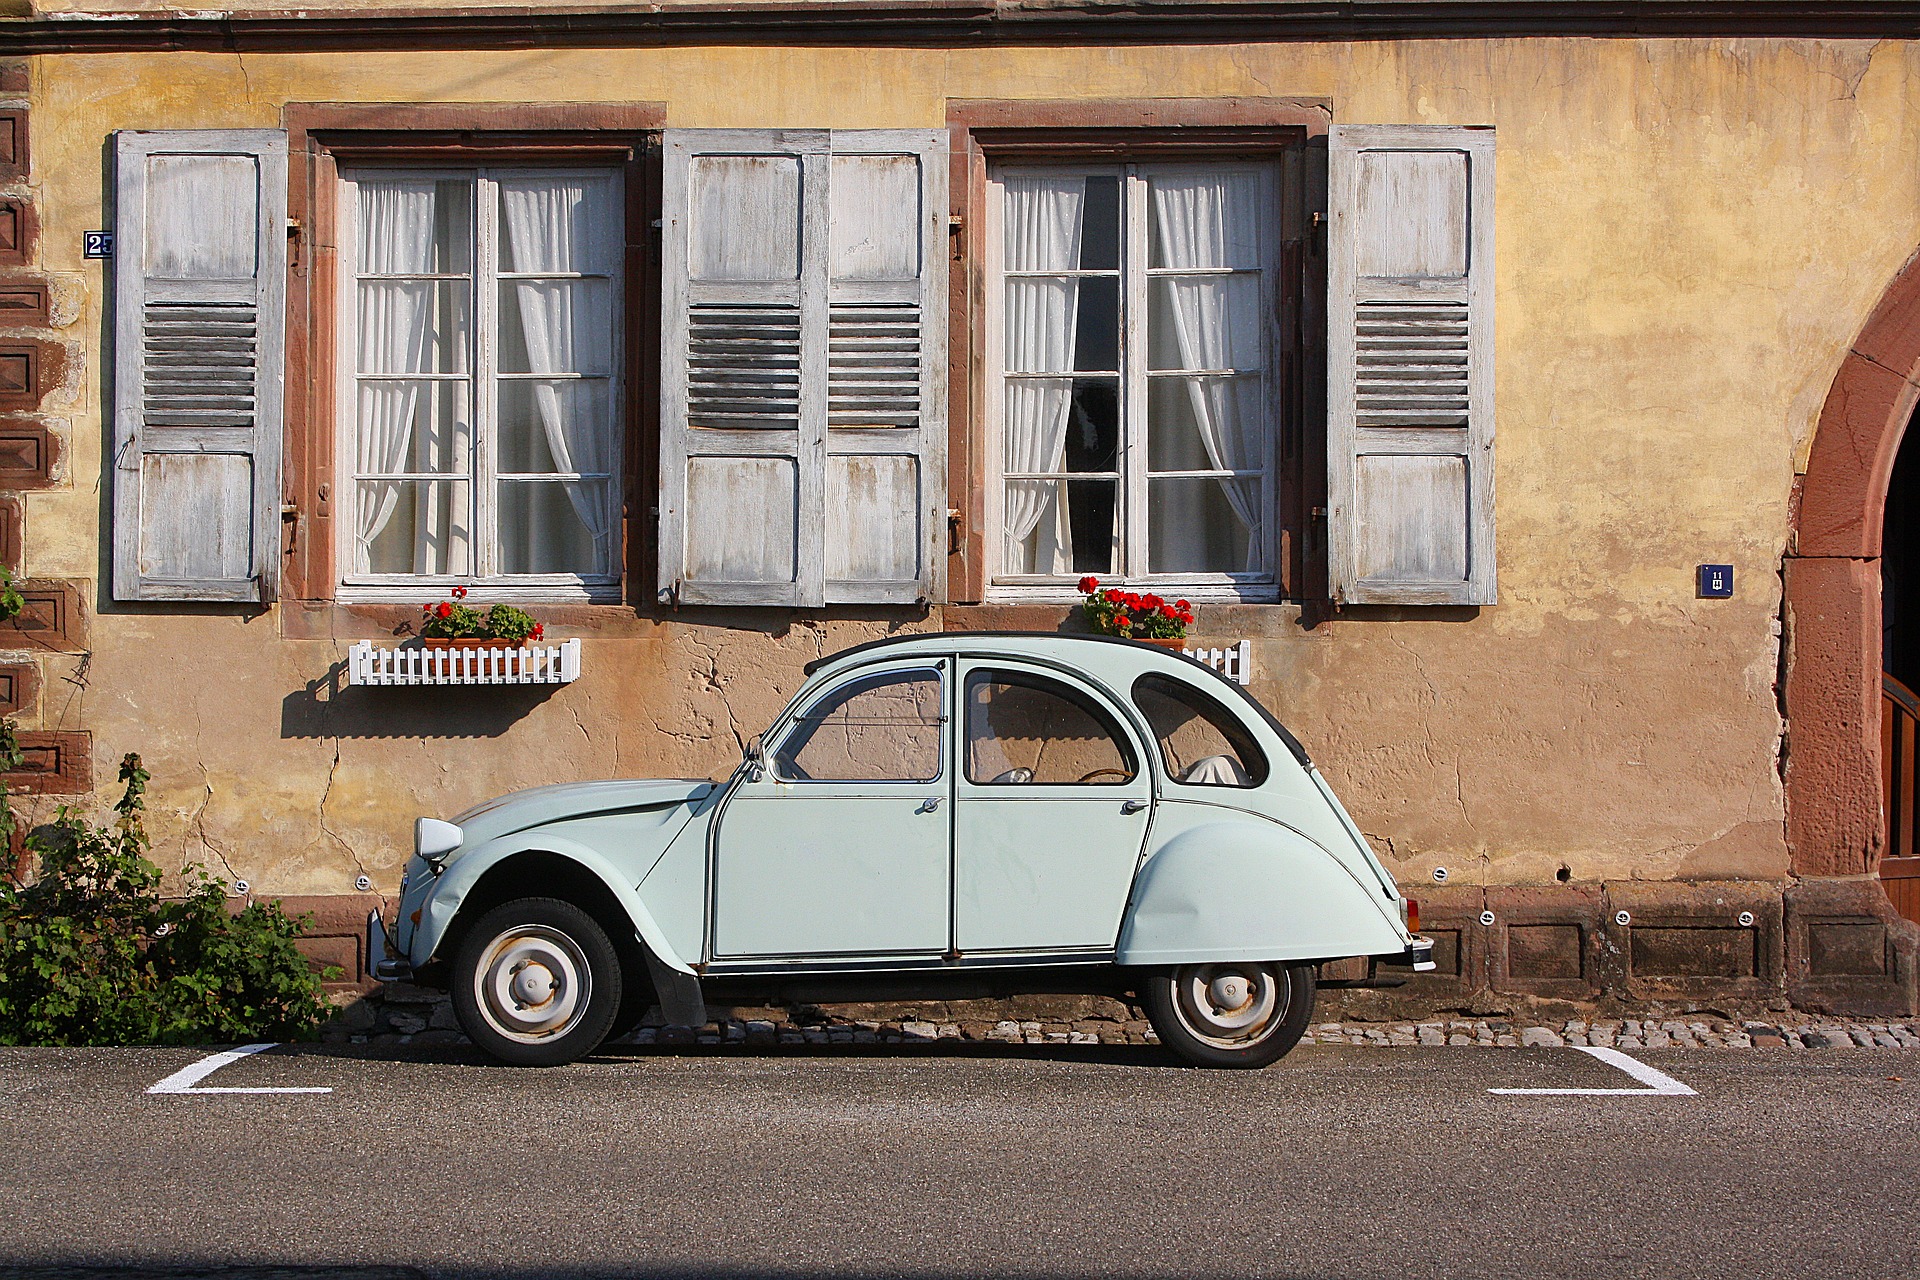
[1141,961,1315,1069]
[452,897,623,1067]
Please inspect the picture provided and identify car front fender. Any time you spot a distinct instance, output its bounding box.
[410,832,696,977]
[1116,813,1407,967]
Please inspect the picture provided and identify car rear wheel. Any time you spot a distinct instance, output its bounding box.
[452,897,622,1067]
[1141,961,1315,1068]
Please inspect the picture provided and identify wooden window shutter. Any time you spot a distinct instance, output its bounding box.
[112,130,288,603]
[659,129,947,607]
[1328,124,1495,606]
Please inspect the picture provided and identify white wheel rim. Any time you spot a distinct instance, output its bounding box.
[474,924,592,1044]
[1171,964,1286,1049]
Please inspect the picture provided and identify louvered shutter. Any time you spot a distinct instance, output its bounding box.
[659,129,946,606]
[1328,125,1495,606]
[112,130,288,603]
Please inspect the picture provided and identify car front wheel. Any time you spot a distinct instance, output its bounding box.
[452,897,622,1067]
[1142,961,1315,1069]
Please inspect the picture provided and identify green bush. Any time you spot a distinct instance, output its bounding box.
[0,744,334,1045]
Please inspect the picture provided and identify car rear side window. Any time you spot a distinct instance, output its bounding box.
[1131,674,1269,787]
[775,669,944,782]
[965,669,1137,785]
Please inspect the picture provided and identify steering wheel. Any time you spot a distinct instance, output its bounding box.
[1077,768,1133,784]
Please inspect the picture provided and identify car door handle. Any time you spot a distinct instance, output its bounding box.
[917,796,943,813]
[1121,799,1148,814]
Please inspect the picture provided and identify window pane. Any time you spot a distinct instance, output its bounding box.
[497,174,620,275]
[358,177,471,275]
[496,479,609,576]
[1131,674,1268,787]
[1147,374,1263,473]
[498,278,615,376]
[1005,478,1116,576]
[1147,275,1263,372]
[355,379,472,475]
[1146,171,1265,270]
[1148,476,1255,575]
[355,479,471,575]
[357,281,470,376]
[1071,275,1119,372]
[1079,176,1122,271]
[1002,174,1088,271]
[1004,378,1117,476]
[776,670,944,782]
[498,379,615,475]
[966,670,1135,785]
[1005,278,1081,374]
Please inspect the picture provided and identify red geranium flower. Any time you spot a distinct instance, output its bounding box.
[1103,588,1122,604]
[1143,594,1164,609]
[531,623,546,641]
[435,601,452,619]
[1175,600,1191,612]
[1078,575,1099,594]
[451,585,468,600]
[421,603,431,615]
[1113,612,1131,628]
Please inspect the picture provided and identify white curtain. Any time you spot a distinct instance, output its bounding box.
[500,177,613,574]
[355,181,438,572]
[1002,175,1085,575]
[1150,173,1266,574]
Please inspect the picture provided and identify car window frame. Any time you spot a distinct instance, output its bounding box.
[959,662,1145,788]
[1130,671,1271,789]
[767,662,950,785]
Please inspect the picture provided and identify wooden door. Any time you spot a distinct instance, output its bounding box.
[1881,672,1920,923]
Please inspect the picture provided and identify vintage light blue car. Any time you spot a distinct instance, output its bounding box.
[371,633,1433,1068]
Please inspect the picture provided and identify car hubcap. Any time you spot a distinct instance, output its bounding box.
[476,925,592,1044]
[1173,964,1286,1049]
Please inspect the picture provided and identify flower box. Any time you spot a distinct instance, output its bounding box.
[347,638,582,687]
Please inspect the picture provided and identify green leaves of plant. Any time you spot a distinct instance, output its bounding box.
[0,750,334,1046]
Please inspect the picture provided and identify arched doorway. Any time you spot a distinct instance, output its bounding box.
[1788,247,1920,900]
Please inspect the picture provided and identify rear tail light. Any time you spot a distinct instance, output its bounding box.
[1406,898,1421,933]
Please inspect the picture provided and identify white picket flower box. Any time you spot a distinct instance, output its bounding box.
[347,638,582,687]
[1184,639,1252,686]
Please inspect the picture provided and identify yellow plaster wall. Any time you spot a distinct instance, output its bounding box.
[19,37,1920,895]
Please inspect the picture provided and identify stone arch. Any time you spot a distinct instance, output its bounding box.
[1786,247,1920,876]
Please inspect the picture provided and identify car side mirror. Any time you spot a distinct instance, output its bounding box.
[744,735,766,783]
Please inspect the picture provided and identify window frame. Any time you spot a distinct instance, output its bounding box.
[280,104,663,609]
[983,158,1285,598]
[333,162,626,600]
[943,101,1323,608]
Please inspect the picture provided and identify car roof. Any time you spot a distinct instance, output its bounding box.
[802,631,1311,766]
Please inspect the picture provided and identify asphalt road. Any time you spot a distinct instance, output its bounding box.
[0,1040,1915,1279]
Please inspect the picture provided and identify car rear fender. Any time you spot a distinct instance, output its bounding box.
[1116,814,1407,966]
[412,832,696,979]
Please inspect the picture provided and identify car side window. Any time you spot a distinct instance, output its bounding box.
[774,669,944,783]
[1131,674,1269,787]
[965,669,1137,786]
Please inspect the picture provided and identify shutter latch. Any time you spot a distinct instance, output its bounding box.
[658,581,681,610]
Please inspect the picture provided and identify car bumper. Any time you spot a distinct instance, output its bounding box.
[367,909,412,983]
[1378,935,1437,972]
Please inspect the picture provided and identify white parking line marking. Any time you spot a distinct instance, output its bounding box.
[146,1043,332,1095]
[1488,1045,1698,1097]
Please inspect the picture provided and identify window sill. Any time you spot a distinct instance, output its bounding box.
[336,582,622,606]
[984,582,1281,606]
[346,638,582,686]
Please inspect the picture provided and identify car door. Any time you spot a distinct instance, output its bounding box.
[711,660,952,959]
[952,661,1154,954]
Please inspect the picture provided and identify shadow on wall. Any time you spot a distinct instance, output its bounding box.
[280,661,563,739]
